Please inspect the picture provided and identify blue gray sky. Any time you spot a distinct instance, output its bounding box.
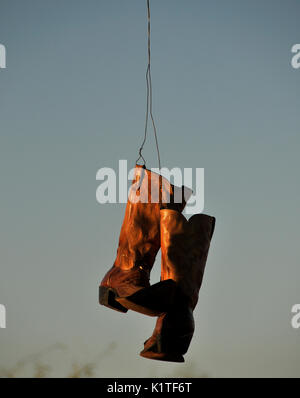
[0,0,300,377]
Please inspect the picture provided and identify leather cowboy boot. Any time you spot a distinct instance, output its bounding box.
[99,165,192,314]
[140,209,215,362]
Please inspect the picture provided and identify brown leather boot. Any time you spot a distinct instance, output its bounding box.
[99,165,191,314]
[140,209,215,362]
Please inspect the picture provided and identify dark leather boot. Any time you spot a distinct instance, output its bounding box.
[99,166,191,314]
[140,209,215,361]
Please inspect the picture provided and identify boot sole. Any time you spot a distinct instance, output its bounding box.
[116,297,161,317]
[99,286,128,313]
[139,350,185,363]
[116,279,177,317]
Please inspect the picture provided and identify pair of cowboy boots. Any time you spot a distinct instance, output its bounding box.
[99,164,215,362]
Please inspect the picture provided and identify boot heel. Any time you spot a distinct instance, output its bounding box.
[99,286,128,313]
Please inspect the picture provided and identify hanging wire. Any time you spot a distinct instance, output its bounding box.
[136,0,161,172]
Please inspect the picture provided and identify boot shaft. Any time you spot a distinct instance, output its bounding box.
[115,166,192,271]
[160,209,215,309]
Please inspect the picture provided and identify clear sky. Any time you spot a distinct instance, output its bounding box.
[0,0,299,377]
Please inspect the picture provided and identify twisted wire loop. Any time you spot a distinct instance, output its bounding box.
[136,0,162,176]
